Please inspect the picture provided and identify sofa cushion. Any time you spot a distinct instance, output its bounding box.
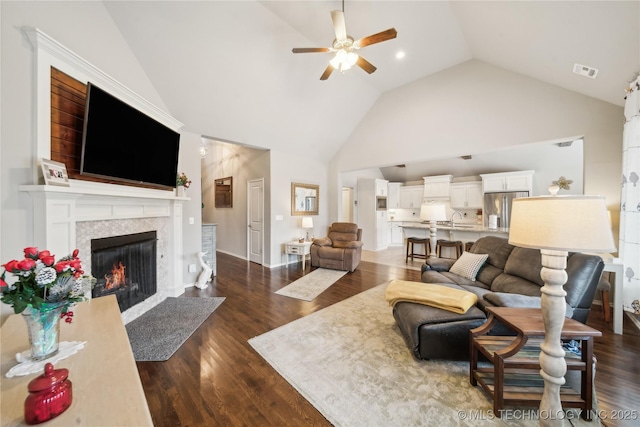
[328,222,359,242]
[421,270,479,287]
[449,252,489,281]
[503,246,544,286]
[332,240,363,249]
[484,292,541,308]
[316,246,345,261]
[470,236,514,270]
[490,273,543,296]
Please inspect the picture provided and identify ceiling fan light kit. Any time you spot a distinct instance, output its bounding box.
[292,3,397,80]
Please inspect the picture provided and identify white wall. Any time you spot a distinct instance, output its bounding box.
[329,59,623,246]
[178,131,204,287]
[269,150,328,268]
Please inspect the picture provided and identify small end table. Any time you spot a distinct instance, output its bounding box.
[470,307,602,420]
[284,241,312,270]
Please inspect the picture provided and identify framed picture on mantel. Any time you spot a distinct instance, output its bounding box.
[40,159,70,187]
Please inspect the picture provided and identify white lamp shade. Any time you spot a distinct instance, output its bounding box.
[302,217,314,228]
[508,195,616,252]
[420,203,447,221]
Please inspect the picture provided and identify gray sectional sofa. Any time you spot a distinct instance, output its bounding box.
[392,236,604,360]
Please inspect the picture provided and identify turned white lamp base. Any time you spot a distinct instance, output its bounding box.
[538,249,569,427]
[428,221,438,258]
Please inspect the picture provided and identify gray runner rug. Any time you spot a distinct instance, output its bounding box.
[275,268,347,301]
[126,297,225,361]
[249,284,597,427]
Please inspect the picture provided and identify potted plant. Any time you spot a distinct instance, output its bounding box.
[176,172,192,196]
[0,248,94,360]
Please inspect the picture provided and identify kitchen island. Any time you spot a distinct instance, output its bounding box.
[400,222,509,258]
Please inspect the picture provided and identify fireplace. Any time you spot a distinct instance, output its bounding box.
[91,231,157,312]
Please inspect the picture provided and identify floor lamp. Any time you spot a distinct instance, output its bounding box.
[509,195,615,427]
[419,203,447,258]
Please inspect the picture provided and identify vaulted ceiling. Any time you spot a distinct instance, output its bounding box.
[103,1,639,163]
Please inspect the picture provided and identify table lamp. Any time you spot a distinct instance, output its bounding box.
[302,217,314,242]
[419,203,447,258]
[509,195,615,426]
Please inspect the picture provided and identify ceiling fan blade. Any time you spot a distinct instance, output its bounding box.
[355,28,397,48]
[292,47,331,54]
[320,65,334,81]
[356,56,377,74]
[331,10,347,41]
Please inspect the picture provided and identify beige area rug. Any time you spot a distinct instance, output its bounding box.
[361,248,423,272]
[275,268,348,301]
[250,284,598,427]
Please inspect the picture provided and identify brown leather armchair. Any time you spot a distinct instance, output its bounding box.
[310,222,363,272]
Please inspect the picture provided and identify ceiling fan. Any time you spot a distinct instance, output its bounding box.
[292,1,397,80]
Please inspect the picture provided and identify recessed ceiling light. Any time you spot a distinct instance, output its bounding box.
[396,51,406,60]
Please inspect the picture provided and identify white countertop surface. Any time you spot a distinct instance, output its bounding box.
[399,221,509,234]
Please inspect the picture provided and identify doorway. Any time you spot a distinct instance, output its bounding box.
[341,187,354,222]
[247,178,264,264]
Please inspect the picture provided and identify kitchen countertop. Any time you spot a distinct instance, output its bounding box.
[399,221,509,234]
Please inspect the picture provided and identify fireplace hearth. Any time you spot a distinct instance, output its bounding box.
[91,231,157,312]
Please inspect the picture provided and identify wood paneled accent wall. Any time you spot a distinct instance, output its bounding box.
[50,67,165,189]
[51,67,86,179]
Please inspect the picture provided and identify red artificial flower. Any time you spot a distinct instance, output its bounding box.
[2,260,19,272]
[0,277,7,290]
[17,258,36,271]
[40,255,56,267]
[23,247,38,259]
[72,249,79,258]
[53,261,69,273]
[37,250,51,259]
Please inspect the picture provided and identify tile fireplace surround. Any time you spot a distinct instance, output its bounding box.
[19,181,185,324]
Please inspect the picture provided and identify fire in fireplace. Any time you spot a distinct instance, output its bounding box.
[90,231,157,312]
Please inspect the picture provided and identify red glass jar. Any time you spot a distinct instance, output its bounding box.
[24,363,72,424]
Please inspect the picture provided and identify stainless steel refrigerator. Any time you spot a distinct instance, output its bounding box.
[483,191,529,229]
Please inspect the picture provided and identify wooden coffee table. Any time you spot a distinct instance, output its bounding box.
[469,307,602,420]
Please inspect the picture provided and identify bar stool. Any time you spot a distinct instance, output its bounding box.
[465,241,475,252]
[406,237,430,263]
[436,239,464,259]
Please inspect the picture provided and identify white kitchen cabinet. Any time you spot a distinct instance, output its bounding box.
[480,171,534,194]
[423,175,453,200]
[357,178,388,251]
[450,182,483,209]
[399,185,424,209]
[375,179,388,196]
[387,182,401,209]
[387,222,403,246]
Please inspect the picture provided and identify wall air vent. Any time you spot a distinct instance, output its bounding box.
[460,155,472,160]
[557,141,573,147]
[573,63,599,79]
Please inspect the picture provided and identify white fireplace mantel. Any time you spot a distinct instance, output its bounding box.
[19,181,187,305]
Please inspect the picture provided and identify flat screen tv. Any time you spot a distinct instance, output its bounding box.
[80,83,180,189]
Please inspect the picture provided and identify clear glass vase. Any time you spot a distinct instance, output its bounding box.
[22,302,65,361]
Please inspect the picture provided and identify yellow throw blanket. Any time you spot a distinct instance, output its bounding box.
[384,280,478,314]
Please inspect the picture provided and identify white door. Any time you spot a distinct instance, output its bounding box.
[247,178,264,264]
[341,187,353,222]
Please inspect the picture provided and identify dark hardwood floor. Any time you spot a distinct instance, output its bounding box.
[137,253,640,427]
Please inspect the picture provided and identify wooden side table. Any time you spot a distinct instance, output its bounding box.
[469,307,601,420]
[284,241,312,269]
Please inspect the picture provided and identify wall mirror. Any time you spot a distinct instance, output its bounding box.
[215,177,233,208]
[291,182,319,216]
